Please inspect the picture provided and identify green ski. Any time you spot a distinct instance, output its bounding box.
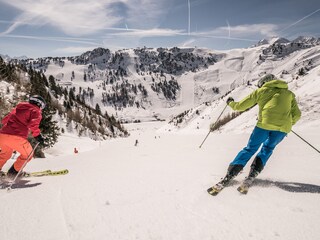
[24,169,69,177]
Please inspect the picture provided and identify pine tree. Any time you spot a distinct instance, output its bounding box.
[95,103,101,115]
[39,94,60,148]
[0,57,18,83]
[48,75,61,97]
[28,68,60,150]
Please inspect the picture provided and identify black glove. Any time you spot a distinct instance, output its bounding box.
[226,97,234,105]
[34,134,45,144]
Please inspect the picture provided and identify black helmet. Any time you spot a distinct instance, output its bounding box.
[29,95,46,109]
[257,74,276,88]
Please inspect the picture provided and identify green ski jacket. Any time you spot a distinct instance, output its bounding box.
[228,80,301,133]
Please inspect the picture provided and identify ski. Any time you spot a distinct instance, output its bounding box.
[207,183,225,196]
[24,169,69,177]
[1,169,69,190]
[24,170,52,177]
[1,169,69,179]
[207,178,234,196]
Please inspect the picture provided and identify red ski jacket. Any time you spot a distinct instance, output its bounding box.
[0,102,42,139]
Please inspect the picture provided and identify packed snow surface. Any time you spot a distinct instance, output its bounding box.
[1,121,320,240]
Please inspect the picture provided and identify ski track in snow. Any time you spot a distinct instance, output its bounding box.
[178,72,195,111]
[58,188,72,240]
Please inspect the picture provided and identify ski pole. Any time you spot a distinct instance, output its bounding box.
[291,130,320,154]
[7,142,40,191]
[199,104,228,148]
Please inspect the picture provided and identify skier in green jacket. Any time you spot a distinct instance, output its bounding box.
[217,74,301,187]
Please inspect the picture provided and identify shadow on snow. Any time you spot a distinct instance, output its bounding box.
[253,179,320,193]
[0,180,42,190]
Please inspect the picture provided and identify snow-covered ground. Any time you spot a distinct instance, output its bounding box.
[1,120,320,240]
[1,40,320,240]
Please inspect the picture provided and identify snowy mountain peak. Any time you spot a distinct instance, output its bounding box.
[254,37,290,47]
[75,47,111,65]
[0,54,12,62]
[269,37,290,45]
[293,36,320,45]
[255,36,320,48]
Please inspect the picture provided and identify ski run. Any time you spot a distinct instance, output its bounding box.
[0,121,319,240]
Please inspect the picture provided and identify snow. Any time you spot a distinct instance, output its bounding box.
[1,120,320,240]
[1,41,320,239]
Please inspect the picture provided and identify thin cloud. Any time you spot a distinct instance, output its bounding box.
[0,0,123,36]
[54,46,98,54]
[123,0,171,28]
[109,25,260,42]
[216,24,278,37]
[2,34,99,45]
[109,28,184,37]
[0,0,171,36]
[191,33,259,42]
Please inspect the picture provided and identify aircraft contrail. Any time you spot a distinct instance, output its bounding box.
[226,20,231,38]
[2,34,99,45]
[224,19,231,47]
[278,8,320,34]
[0,13,34,36]
[188,0,191,35]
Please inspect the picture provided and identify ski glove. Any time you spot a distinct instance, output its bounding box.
[35,134,45,144]
[226,97,234,105]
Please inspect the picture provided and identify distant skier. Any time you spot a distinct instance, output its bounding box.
[135,139,139,146]
[0,95,46,178]
[214,74,301,187]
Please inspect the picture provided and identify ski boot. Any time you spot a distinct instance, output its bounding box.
[6,165,27,179]
[238,157,264,194]
[0,170,6,179]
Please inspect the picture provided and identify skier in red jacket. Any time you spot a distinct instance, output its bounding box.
[0,95,46,178]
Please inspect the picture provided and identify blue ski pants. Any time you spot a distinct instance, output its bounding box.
[230,126,287,167]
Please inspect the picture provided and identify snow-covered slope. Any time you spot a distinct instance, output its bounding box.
[164,44,320,133]
[0,121,319,240]
[16,38,317,125]
[38,47,221,121]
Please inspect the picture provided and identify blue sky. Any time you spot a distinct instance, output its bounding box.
[0,0,320,58]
